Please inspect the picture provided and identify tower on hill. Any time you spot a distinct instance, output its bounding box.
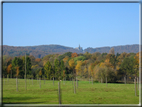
[75,44,83,51]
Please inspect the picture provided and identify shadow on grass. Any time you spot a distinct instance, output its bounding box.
[3,97,45,104]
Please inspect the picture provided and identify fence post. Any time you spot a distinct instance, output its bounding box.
[106,77,107,87]
[16,77,18,92]
[3,75,5,85]
[39,78,41,88]
[74,79,76,94]
[134,79,135,88]
[137,77,139,90]
[53,77,54,86]
[58,81,61,104]
[135,77,137,96]
[44,77,45,84]
[32,78,33,85]
[76,77,78,88]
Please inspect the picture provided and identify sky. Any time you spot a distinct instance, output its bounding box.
[3,2,139,49]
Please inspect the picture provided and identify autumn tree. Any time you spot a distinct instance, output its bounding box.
[6,64,12,81]
[75,60,82,78]
[109,48,115,55]
[69,59,75,76]
[69,58,76,93]
[71,53,78,58]
[16,66,19,91]
[134,52,139,77]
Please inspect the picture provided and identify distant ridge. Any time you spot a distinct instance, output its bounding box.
[3,44,139,58]
[84,44,139,54]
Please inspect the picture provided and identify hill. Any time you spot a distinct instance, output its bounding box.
[3,44,139,58]
[3,45,83,58]
[84,44,139,54]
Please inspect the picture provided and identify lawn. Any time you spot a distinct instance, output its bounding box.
[3,78,139,105]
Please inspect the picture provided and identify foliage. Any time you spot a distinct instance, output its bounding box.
[7,64,12,74]
[44,61,53,79]
[71,53,78,58]
[3,48,140,83]
[16,67,19,77]
[120,57,135,77]
[54,59,61,80]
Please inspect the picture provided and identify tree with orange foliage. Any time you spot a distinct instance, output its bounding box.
[134,52,140,77]
[6,64,12,82]
[35,58,41,62]
[71,53,78,58]
[63,56,69,66]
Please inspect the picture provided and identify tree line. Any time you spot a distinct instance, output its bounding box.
[3,48,140,83]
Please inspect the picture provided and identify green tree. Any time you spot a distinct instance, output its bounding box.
[44,61,53,79]
[26,56,32,75]
[12,57,23,78]
[54,59,60,80]
[60,60,65,79]
[120,57,135,80]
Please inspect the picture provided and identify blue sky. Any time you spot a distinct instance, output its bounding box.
[3,3,139,49]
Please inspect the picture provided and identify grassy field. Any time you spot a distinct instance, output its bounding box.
[3,78,139,104]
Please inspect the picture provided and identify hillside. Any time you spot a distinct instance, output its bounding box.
[3,45,83,58]
[3,44,139,58]
[84,44,139,54]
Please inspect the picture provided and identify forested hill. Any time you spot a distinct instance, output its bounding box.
[3,44,139,58]
[3,45,83,58]
[84,44,139,54]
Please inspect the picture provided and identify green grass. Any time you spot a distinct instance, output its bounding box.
[3,78,139,104]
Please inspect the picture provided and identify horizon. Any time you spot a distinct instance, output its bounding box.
[3,43,139,49]
[3,3,139,49]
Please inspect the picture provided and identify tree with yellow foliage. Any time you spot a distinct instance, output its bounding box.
[75,61,82,76]
[75,61,82,87]
[63,56,69,67]
[69,59,76,93]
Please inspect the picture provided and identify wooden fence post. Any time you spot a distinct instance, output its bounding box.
[106,77,107,87]
[134,79,135,88]
[16,77,18,92]
[32,78,33,85]
[74,79,76,94]
[58,81,61,104]
[44,77,45,84]
[76,77,78,88]
[39,78,41,89]
[3,75,5,85]
[137,77,139,90]
[135,77,137,96]
[53,77,54,85]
